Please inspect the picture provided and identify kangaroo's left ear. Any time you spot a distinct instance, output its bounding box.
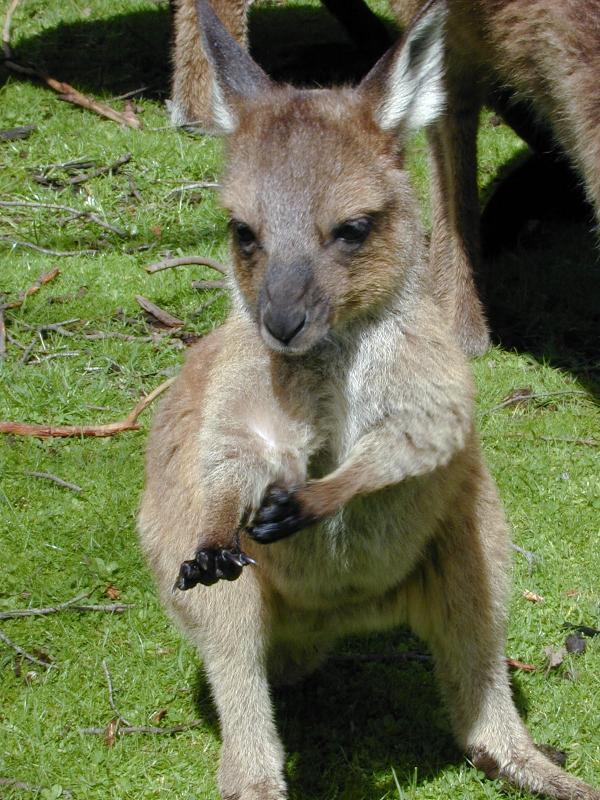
[360,0,447,134]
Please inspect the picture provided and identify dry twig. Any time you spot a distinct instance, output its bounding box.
[34,153,133,188]
[79,720,204,737]
[483,389,590,415]
[506,657,537,673]
[1,0,20,60]
[3,0,140,128]
[0,629,54,668]
[166,181,220,198]
[0,376,175,438]
[102,660,133,727]
[1,268,60,311]
[135,295,183,328]
[0,590,134,619]
[191,279,227,291]
[24,471,82,493]
[146,255,227,275]
[0,124,36,141]
[0,200,127,237]
[0,237,98,257]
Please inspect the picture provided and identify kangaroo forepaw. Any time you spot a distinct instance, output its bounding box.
[174,547,256,591]
[247,485,318,544]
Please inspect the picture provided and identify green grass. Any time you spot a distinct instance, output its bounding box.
[1,1,599,798]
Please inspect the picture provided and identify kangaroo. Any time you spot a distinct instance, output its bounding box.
[388,0,600,355]
[170,0,600,356]
[139,1,600,798]
[168,0,391,130]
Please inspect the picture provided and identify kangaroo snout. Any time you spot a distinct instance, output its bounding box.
[259,259,328,353]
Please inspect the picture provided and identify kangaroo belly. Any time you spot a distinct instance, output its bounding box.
[256,467,456,639]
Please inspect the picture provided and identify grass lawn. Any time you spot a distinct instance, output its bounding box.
[0,0,598,798]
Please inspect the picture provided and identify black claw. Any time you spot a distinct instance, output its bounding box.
[248,486,318,544]
[174,545,256,591]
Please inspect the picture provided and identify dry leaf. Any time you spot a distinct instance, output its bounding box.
[523,590,545,603]
[104,585,121,601]
[544,645,567,675]
[150,708,168,724]
[104,718,118,748]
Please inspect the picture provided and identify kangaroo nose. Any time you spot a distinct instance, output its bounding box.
[263,307,307,345]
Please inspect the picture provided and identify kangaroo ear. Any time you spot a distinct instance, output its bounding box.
[195,0,271,134]
[360,0,447,134]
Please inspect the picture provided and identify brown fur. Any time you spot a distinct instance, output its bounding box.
[390,0,600,354]
[140,4,600,798]
[170,0,600,355]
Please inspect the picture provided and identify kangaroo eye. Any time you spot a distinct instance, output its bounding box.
[231,220,258,253]
[332,217,373,247]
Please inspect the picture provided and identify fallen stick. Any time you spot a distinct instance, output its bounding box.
[34,153,132,188]
[0,200,127,237]
[2,0,141,129]
[146,255,227,275]
[0,237,98,257]
[102,660,133,727]
[191,279,227,291]
[135,295,183,328]
[1,267,60,310]
[24,471,82,493]
[0,376,175,438]
[506,658,537,673]
[79,720,204,737]
[0,629,54,668]
[0,124,36,141]
[166,181,220,198]
[1,0,20,60]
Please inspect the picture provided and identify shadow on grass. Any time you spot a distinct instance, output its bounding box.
[480,152,600,398]
[0,3,391,99]
[191,627,533,799]
[3,0,598,396]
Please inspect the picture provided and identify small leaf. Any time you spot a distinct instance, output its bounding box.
[104,584,121,600]
[523,590,545,603]
[544,645,567,675]
[104,719,118,748]
[150,708,168,724]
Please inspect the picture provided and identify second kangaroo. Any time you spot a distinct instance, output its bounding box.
[139,1,600,798]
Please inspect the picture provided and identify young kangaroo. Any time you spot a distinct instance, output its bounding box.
[390,0,600,356]
[139,1,600,798]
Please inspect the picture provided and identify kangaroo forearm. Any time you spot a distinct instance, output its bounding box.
[302,410,472,518]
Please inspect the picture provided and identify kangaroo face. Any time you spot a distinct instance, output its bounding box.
[198,0,446,354]
[220,89,414,354]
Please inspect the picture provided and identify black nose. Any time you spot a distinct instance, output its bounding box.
[263,307,307,345]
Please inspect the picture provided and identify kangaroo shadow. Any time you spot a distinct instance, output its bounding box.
[192,626,532,799]
[480,150,600,399]
[0,3,391,100]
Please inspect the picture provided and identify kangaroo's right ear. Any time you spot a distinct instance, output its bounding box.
[195,0,271,134]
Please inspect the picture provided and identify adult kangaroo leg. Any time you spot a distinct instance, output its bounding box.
[170,0,249,129]
[428,97,490,356]
[407,465,600,799]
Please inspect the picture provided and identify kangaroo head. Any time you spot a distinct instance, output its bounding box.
[196,0,447,354]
